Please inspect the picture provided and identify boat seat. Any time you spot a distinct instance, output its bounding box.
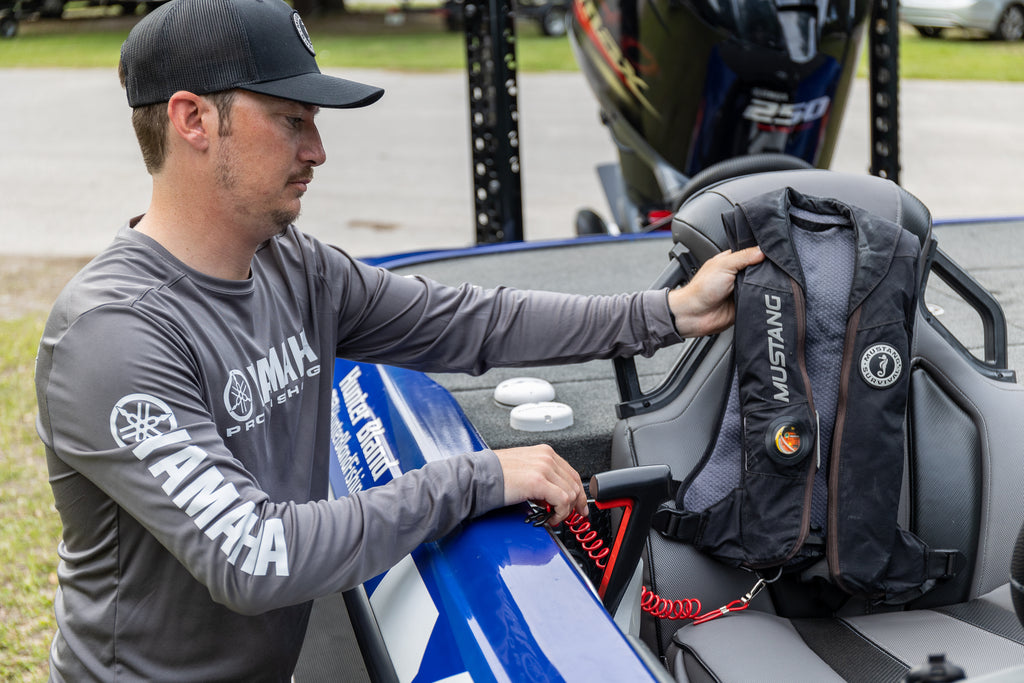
[609,170,1024,681]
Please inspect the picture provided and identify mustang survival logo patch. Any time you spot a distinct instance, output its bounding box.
[860,344,903,389]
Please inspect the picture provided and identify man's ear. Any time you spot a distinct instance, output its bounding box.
[166,91,214,152]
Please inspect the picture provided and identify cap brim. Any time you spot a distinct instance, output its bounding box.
[241,71,384,108]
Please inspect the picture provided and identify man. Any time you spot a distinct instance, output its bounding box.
[34,0,763,679]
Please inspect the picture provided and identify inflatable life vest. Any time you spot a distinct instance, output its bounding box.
[653,187,962,603]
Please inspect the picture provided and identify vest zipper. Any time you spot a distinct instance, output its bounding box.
[827,306,862,591]
[787,280,817,563]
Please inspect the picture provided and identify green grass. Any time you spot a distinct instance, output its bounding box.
[0,314,60,682]
[0,29,131,66]
[313,28,580,71]
[1,10,1022,79]
[896,33,1024,80]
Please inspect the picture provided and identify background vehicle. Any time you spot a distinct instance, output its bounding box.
[22,0,167,19]
[899,0,1024,41]
[901,0,1024,39]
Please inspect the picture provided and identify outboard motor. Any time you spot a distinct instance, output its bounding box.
[568,0,871,231]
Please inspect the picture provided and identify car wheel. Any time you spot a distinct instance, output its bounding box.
[540,7,567,36]
[0,16,18,39]
[914,25,944,38]
[994,4,1024,41]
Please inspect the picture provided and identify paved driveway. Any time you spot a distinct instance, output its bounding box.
[1,69,1023,258]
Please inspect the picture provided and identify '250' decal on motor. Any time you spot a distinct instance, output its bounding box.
[743,96,831,130]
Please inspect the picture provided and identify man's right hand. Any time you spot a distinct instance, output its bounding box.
[494,445,588,526]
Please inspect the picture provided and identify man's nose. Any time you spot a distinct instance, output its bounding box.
[303,124,326,167]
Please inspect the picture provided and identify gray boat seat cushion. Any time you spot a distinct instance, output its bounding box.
[670,584,1024,682]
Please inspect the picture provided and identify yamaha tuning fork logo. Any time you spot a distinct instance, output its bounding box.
[223,369,255,422]
[110,393,178,447]
[860,343,903,389]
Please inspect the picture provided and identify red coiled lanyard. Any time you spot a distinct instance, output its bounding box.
[528,502,779,624]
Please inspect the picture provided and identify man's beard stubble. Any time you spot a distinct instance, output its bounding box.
[214,146,306,239]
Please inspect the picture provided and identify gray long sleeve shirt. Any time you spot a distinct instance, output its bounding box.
[34,224,681,681]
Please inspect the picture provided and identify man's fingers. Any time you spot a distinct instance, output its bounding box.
[530,450,586,526]
[495,445,587,526]
[699,245,764,281]
[726,245,765,270]
[540,475,587,527]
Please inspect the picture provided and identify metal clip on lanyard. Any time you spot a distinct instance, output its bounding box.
[691,569,780,625]
[525,503,554,526]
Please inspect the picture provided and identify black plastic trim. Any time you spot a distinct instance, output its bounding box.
[906,363,981,608]
[615,244,716,418]
[921,246,1015,382]
[342,587,400,683]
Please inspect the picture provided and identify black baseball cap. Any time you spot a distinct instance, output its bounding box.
[120,0,384,108]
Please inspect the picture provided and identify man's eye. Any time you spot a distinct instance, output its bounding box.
[287,117,304,128]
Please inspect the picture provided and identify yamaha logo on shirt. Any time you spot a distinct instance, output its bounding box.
[220,329,320,438]
[223,369,255,421]
[860,343,903,389]
[110,393,178,447]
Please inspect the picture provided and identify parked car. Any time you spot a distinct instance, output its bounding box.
[23,0,167,19]
[899,0,1024,40]
[444,0,570,37]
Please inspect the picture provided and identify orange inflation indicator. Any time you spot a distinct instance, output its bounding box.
[774,425,801,455]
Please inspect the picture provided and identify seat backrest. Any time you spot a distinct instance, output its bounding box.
[670,168,932,255]
[612,169,1024,656]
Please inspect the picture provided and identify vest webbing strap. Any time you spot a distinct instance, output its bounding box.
[653,475,962,585]
[651,504,705,545]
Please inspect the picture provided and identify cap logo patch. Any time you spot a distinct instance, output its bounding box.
[292,12,315,56]
[860,343,903,388]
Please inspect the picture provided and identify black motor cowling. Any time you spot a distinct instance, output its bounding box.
[568,0,870,220]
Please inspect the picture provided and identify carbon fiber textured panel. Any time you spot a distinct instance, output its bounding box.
[908,367,981,608]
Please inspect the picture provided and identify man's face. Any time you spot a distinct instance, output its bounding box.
[210,91,325,240]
